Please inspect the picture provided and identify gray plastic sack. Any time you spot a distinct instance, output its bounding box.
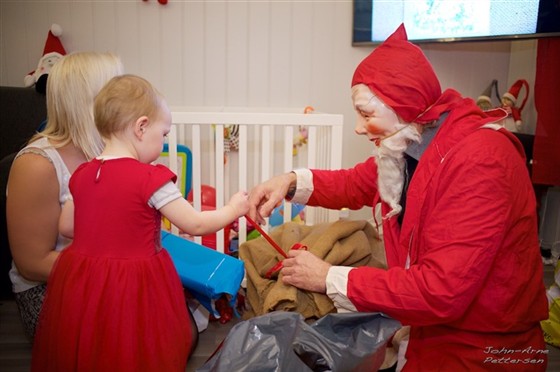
[197,311,401,372]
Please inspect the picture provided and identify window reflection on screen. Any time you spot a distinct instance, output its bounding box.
[370,0,539,42]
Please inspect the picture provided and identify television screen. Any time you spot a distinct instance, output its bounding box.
[353,0,560,45]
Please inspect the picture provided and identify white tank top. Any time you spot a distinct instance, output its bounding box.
[8,137,72,293]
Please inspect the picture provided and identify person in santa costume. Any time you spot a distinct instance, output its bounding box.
[248,24,548,371]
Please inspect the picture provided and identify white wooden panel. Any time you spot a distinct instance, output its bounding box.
[69,2,94,52]
[138,3,161,85]
[1,3,33,86]
[204,1,227,105]
[290,2,313,105]
[183,1,205,106]
[310,1,335,106]
[247,2,270,106]
[226,1,249,106]
[92,2,117,53]
[25,3,53,78]
[269,1,291,105]
[50,3,73,52]
[114,2,140,74]
[160,1,184,105]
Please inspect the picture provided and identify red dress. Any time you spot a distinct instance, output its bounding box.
[32,158,193,372]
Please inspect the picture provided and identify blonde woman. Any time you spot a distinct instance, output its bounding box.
[6,52,124,341]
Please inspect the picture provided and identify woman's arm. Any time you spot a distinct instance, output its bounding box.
[7,153,61,282]
[59,198,74,239]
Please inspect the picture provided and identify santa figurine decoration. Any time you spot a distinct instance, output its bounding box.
[24,24,67,94]
[500,79,530,133]
[476,79,499,111]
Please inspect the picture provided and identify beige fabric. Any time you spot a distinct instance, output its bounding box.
[240,220,386,320]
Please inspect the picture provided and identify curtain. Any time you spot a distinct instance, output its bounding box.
[532,38,560,186]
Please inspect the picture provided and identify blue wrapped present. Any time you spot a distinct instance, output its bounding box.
[161,231,244,318]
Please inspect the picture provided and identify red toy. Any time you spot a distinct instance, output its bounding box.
[501,79,530,132]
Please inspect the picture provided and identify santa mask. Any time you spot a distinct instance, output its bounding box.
[352,83,421,219]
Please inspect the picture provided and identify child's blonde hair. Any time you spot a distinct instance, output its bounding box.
[94,74,163,138]
[31,52,124,160]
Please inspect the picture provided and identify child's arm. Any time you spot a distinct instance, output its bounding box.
[59,197,75,239]
[160,190,249,236]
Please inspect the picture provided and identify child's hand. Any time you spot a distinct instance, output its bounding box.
[227,191,250,217]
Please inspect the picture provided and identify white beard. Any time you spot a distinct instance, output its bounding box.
[375,124,422,219]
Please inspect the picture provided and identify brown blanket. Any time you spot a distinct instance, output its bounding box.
[239,220,386,320]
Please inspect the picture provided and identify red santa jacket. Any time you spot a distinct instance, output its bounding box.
[307,99,549,371]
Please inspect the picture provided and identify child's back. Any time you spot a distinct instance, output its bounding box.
[31,156,192,371]
[32,75,248,371]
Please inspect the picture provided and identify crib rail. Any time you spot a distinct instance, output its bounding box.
[165,107,344,253]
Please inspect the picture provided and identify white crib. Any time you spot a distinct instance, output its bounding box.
[163,107,344,254]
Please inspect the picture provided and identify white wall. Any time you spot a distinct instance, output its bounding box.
[0,0,538,219]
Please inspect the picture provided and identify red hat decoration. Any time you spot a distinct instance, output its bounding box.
[503,79,530,112]
[41,23,66,57]
[24,24,67,93]
[477,79,500,105]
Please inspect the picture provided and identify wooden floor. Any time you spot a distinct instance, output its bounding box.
[1,264,560,371]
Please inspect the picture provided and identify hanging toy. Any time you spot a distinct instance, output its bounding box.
[225,124,240,151]
[223,124,240,164]
[293,106,313,156]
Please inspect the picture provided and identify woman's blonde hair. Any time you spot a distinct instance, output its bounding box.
[94,74,163,138]
[30,51,124,159]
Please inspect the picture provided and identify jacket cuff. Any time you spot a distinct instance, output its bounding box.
[326,266,357,313]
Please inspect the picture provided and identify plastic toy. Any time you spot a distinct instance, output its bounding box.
[269,202,305,227]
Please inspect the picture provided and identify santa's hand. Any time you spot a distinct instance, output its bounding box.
[281,250,331,293]
[248,172,296,224]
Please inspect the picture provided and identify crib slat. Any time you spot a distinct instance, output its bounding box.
[261,125,272,232]
[238,125,248,246]
[283,126,294,225]
[329,123,344,222]
[215,124,225,253]
[191,125,203,245]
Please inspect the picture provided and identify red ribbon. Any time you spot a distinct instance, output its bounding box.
[245,215,288,258]
[244,215,307,279]
[264,243,307,279]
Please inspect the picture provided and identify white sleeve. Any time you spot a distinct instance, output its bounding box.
[291,168,313,204]
[149,181,183,209]
[326,266,358,313]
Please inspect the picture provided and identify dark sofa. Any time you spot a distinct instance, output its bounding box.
[0,86,47,299]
